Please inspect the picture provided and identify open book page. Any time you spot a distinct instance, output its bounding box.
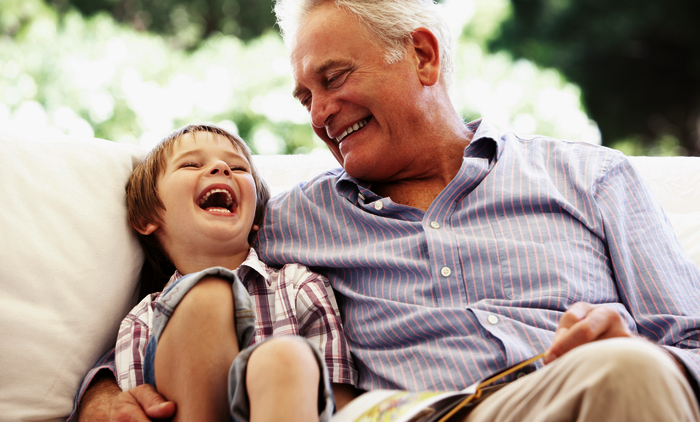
[331,385,477,422]
[332,352,545,422]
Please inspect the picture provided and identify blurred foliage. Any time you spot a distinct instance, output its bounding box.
[2,0,626,155]
[0,0,320,154]
[46,0,275,48]
[490,0,700,156]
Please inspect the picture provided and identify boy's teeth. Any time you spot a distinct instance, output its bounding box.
[336,118,369,143]
[199,189,233,206]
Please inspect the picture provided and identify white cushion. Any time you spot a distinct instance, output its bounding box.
[628,156,700,270]
[0,130,146,420]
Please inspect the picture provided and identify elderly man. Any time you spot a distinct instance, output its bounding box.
[257,0,700,420]
[75,0,700,421]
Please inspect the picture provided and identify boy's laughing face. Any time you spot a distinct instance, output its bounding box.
[140,131,257,267]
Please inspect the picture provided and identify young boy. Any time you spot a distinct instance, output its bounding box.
[115,124,357,422]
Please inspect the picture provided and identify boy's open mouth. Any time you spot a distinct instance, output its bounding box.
[197,187,237,214]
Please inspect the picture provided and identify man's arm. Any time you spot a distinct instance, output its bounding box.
[546,155,700,382]
[546,302,681,366]
[77,371,174,422]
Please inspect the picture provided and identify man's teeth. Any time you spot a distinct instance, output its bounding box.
[336,117,369,143]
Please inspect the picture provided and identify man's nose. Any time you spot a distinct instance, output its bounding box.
[209,161,230,176]
[310,93,340,131]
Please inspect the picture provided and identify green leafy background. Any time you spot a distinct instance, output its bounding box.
[1,0,697,156]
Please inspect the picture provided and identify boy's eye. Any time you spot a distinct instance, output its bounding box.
[230,165,248,172]
[180,162,200,168]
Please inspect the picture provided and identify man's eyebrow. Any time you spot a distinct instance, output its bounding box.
[314,58,353,76]
[292,59,354,99]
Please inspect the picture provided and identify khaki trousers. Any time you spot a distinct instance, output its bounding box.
[461,338,699,422]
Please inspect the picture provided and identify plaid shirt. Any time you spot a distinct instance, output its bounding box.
[111,248,356,391]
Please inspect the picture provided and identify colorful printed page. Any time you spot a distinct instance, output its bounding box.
[332,352,545,422]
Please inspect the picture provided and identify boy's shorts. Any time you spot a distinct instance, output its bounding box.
[141,267,335,422]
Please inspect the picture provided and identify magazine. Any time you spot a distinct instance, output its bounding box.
[332,352,546,422]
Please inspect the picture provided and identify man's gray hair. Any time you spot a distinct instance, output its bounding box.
[274,0,455,87]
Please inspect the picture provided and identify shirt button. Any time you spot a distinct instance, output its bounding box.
[517,372,526,379]
[440,267,451,277]
[358,193,366,201]
[374,201,383,210]
[430,221,440,229]
[487,315,499,325]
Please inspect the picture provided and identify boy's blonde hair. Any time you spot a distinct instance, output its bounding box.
[127,124,270,281]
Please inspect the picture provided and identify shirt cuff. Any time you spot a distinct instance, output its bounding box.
[67,349,117,421]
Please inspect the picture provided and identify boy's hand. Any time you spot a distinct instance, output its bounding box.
[78,375,175,421]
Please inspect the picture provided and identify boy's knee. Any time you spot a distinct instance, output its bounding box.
[249,336,318,373]
[175,276,233,313]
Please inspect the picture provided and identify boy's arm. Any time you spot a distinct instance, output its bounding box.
[332,383,359,411]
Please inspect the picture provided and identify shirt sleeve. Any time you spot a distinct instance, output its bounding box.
[68,293,159,421]
[595,155,700,390]
[67,349,117,421]
[291,266,357,386]
[114,292,159,391]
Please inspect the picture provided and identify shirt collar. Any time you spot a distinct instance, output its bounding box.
[465,118,505,160]
[334,118,504,199]
[167,248,272,289]
[237,248,272,287]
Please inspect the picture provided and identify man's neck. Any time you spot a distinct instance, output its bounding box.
[372,125,474,212]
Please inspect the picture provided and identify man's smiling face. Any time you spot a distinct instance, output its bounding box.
[290,3,428,182]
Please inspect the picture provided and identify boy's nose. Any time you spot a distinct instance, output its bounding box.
[209,162,230,176]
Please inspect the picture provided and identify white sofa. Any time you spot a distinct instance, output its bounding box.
[1,130,699,421]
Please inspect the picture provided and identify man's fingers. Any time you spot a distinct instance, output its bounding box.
[556,302,594,329]
[546,304,631,364]
[129,384,176,419]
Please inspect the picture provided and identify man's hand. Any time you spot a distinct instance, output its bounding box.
[78,375,175,422]
[545,302,632,364]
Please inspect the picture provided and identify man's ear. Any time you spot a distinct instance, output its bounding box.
[410,27,441,87]
[134,222,158,235]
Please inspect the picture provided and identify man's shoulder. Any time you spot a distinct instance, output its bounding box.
[504,132,628,172]
[268,167,347,206]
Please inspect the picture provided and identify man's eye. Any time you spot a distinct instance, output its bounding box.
[327,72,347,88]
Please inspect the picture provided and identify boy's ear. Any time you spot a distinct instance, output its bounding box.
[251,224,260,233]
[134,222,159,235]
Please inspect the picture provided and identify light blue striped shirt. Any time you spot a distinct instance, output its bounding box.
[257,119,700,392]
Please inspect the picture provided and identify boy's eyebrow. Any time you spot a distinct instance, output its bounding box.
[292,58,353,99]
[171,148,247,164]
